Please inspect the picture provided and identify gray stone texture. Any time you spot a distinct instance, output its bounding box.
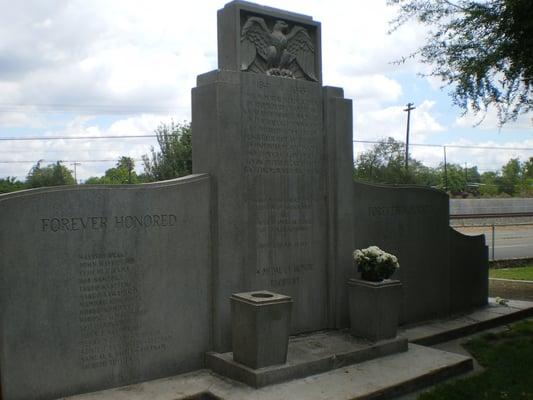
[347,279,402,341]
[64,341,474,400]
[206,331,407,388]
[192,54,352,351]
[231,291,292,369]
[193,71,328,349]
[400,298,533,346]
[0,175,211,400]
[193,2,353,351]
[217,1,322,84]
[324,87,354,329]
[0,2,494,398]
[352,182,451,324]
[449,228,489,312]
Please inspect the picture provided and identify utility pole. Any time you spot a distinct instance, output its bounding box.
[404,102,415,170]
[71,162,81,184]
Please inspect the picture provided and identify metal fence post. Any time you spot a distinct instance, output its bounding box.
[491,224,495,261]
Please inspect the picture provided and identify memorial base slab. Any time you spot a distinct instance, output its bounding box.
[206,330,407,388]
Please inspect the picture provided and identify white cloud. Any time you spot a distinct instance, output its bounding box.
[1,0,532,181]
[355,99,444,143]
[0,113,178,181]
[408,138,533,173]
[0,111,45,129]
[455,106,533,131]
[342,74,403,105]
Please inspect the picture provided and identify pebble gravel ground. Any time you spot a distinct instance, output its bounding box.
[489,279,533,302]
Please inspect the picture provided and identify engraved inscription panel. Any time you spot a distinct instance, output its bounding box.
[0,179,210,400]
[368,205,433,217]
[241,73,327,332]
[78,252,168,370]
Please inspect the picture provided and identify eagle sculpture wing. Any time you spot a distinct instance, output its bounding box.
[241,17,271,71]
[286,26,317,81]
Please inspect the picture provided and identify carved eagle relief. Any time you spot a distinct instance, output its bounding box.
[240,16,317,81]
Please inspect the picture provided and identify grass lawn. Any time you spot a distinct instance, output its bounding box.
[489,266,533,281]
[418,319,533,400]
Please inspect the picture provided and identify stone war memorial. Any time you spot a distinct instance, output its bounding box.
[0,2,493,400]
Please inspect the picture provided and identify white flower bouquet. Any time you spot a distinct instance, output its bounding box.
[353,246,400,282]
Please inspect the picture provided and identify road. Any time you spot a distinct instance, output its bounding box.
[454,224,533,260]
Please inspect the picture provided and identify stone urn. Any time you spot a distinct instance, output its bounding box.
[231,290,293,369]
[347,278,402,341]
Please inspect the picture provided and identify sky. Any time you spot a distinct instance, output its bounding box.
[0,0,532,182]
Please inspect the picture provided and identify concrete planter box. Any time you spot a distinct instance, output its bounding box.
[231,291,293,369]
[348,279,402,341]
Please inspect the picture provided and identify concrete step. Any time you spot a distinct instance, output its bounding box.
[63,344,472,400]
[62,300,533,400]
[206,332,408,388]
[400,298,533,346]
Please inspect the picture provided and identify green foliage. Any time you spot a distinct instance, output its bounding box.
[26,161,76,188]
[85,157,139,185]
[500,158,522,195]
[418,320,533,399]
[519,157,533,196]
[479,171,500,196]
[353,137,438,185]
[142,121,192,181]
[0,177,26,194]
[440,163,467,194]
[354,138,533,197]
[524,157,533,179]
[388,0,533,125]
[489,265,533,280]
[413,162,441,186]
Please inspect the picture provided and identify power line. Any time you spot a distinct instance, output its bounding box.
[0,135,157,141]
[0,159,144,164]
[352,140,533,151]
[0,103,185,113]
[1,135,531,152]
[353,140,442,147]
[0,149,134,153]
[0,102,178,108]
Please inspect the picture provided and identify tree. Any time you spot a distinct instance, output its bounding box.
[521,156,533,196]
[479,171,500,196]
[354,137,408,184]
[142,121,192,181]
[440,163,467,195]
[500,157,522,195]
[85,157,139,184]
[388,0,533,125]
[26,161,76,188]
[0,177,26,194]
[353,137,439,185]
[465,165,481,183]
[524,157,533,179]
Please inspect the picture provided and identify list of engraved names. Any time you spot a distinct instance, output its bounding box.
[242,77,325,292]
[78,252,169,369]
[242,80,322,176]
